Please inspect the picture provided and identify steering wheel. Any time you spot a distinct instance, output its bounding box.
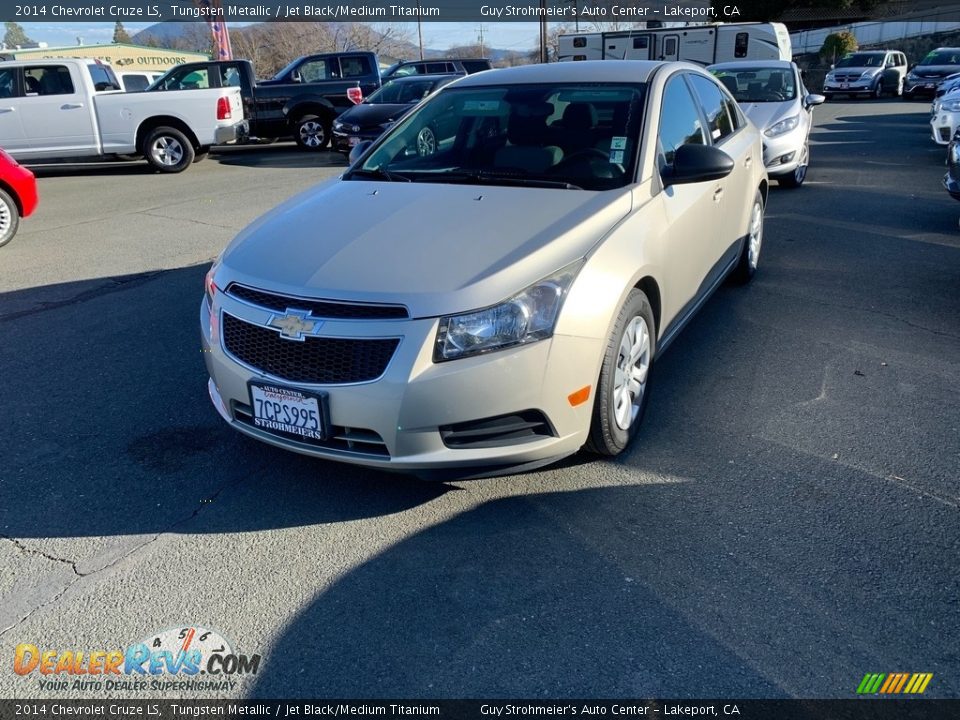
[760,91,785,101]
[553,147,625,179]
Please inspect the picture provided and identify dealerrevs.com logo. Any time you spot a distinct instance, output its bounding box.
[13,626,261,693]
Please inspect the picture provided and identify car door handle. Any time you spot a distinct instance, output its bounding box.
[713,186,724,203]
[61,103,83,110]
[0,107,13,114]
[744,155,752,168]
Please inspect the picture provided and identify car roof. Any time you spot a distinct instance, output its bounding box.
[452,60,679,87]
[385,73,462,83]
[709,60,795,70]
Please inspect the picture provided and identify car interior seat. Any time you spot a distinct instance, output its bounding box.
[719,76,739,96]
[24,75,41,94]
[493,102,564,174]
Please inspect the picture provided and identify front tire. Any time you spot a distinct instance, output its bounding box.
[0,187,20,248]
[294,114,330,151]
[731,189,765,283]
[872,79,883,99]
[144,126,194,173]
[586,289,655,456]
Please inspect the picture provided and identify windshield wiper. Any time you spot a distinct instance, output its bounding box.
[346,167,412,183]
[440,169,583,190]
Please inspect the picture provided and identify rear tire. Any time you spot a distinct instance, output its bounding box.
[294,114,330,151]
[144,126,194,173]
[731,190,765,284]
[586,289,655,456]
[0,187,20,248]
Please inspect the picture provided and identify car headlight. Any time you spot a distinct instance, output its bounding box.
[942,99,960,112]
[434,261,582,362]
[764,115,800,138]
[860,70,879,80]
[907,72,918,81]
[951,143,960,165]
[333,121,345,131]
[204,259,221,305]
[825,73,836,82]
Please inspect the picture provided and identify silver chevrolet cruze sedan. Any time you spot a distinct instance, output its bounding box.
[201,61,768,478]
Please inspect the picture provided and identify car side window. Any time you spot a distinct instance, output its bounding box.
[24,65,75,96]
[658,75,706,167]
[688,74,735,143]
[340,56,372,79]
[0,68,18,98]
[299,60,331,82]
[219,65,242,87]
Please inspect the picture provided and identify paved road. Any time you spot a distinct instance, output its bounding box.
[0,100,957,700]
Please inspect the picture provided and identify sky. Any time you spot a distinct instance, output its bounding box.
[18,22,546,53]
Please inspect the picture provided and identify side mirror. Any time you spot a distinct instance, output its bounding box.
[348,140,373,166]
[909,63,916,71]
[805,93,826,107]
[291,70,303,83]
[662,144,734,187]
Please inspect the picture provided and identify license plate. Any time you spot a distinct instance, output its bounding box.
[348,136,360,147]
[926,83,936,89]
[841,82,849,89]
[249,383,326,441]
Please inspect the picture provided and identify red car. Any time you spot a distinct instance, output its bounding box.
[0,148,38,248]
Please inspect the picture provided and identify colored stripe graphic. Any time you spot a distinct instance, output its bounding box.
[858,672,933,694]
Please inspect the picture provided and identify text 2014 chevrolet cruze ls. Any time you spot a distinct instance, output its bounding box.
[201,61,768,478]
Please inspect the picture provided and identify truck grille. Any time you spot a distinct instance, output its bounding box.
[227,283,408,320]
[223,313,399,384]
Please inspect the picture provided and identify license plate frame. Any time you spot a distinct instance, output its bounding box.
[248,382,329,443]
[841,82,849,89]
[925,83,937,89]
[348,136,360,147]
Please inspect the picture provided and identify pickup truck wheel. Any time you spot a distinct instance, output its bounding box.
[144,127,195,173]
[0,188,20,248]
[295,115,330,151]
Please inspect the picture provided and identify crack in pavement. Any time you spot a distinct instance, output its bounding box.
[0,474,247,637]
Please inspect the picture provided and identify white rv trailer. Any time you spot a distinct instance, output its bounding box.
[558,23,792,65]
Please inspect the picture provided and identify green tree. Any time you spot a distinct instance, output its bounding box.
[820,31,858,65]
[113,21,132,44]
[3,22,33,49]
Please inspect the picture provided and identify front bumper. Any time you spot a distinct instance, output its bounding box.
[762,125,806,177]
[905,78,942,97]
[931,111,960,145]
[200,292,600,476]
[823,79,877,95]
[214,120,249,146]
[332,128,382,154]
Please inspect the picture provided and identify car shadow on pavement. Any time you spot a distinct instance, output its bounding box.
[26,160,157,178]
[213,145,350,170]
[0,264,449,543]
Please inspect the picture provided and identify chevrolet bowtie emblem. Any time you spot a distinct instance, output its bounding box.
[267,310,321,341]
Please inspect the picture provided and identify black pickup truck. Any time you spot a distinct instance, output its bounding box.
[148,53,381,150]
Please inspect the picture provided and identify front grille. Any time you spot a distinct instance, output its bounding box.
[833,73,864,83]
[233,401,390,457]
[227,283,408,320]
[440,410,555,449]
[223,313,399,384]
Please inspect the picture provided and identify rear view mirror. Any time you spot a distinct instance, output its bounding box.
[662,144,734,187]
[348,140,373,166]
[805,93,826,107]
[292,71,303,83]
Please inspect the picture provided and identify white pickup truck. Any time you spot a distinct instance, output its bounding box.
[0,58,246,172]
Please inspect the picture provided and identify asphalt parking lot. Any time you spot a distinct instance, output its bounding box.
[0,98,957,700]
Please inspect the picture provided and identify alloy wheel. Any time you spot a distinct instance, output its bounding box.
[299,120,326,148]
[748,197,764,269]
[150,136,184,167]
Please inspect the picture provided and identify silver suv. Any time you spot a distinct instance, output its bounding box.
[823,50,908,99]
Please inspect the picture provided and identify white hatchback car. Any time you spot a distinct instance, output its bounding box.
[709,60,824,188]
[201,61,768,478]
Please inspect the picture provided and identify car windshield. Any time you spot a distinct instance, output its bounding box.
[835,54,885,68]
[365,79,438,105]
[349,82,644,191]
[712,68,796,102]
[919,50,960,66]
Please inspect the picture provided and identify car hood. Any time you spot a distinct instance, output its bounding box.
[219,179,632,318]
[740,101,798,131]
[338,103,414,128]
[912,65,960,78]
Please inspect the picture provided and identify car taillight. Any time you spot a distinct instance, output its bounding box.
[217,96,232,120]
[347,86,363,105]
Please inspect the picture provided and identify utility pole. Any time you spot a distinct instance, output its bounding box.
[478,24,485,57]
[416,0,424,60]
[539,0,548,64]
